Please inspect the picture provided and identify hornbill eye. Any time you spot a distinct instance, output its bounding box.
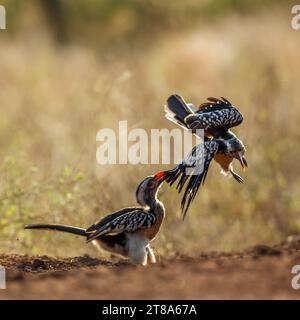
[148,181,156,189]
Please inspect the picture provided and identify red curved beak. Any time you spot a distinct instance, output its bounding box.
[234,151,248,169]
[154,171,167,183]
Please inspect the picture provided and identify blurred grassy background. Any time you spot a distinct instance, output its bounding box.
[0,0,299,258]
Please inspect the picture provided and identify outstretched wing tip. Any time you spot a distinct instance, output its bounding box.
[169,140,219,216]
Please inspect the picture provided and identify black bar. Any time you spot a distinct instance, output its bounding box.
[0,300,298,319]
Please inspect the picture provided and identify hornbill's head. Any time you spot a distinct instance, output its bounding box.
[136,171,167,206]
[218,133,248,169]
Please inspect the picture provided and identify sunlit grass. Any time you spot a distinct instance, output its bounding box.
[0,8,299,257]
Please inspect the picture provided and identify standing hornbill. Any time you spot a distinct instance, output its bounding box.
[25,171,167,266]
[164,94,247,217]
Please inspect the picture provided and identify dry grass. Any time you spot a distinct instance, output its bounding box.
[0,8,300,258]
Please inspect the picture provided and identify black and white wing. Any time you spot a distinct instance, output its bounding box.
[166,140,219,217]
[87,207,140,232]
[185,97,243,137]
[86,207,157,242]
[165,95,243,139]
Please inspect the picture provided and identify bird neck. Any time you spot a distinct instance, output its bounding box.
[144,189,165,215]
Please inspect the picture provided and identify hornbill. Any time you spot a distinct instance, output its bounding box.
[25,171,167,266]
[164,94,247,217]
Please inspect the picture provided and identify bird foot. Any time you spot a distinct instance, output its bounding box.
[230,170,244,184]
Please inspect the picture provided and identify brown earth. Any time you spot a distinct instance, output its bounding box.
[1,238,300,300]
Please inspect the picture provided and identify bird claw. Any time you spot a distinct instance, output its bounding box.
[230,170,244,184]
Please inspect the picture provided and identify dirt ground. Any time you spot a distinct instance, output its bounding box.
[1,238,300,299]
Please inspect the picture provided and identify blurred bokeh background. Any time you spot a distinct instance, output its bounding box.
[0,0,299,258]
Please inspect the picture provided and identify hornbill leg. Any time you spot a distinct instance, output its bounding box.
[146,245,156,264]
[230,169,244,184]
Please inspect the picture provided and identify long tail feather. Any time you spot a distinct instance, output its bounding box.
[24,224,87,236]
[165,94,194,127]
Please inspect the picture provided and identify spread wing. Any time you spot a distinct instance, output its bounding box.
[86,208,157,242]
[185,97,243,137]
[166,140,219,217]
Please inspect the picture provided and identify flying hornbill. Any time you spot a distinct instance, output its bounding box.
[164,94,247,217]
[25,171,167,266]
